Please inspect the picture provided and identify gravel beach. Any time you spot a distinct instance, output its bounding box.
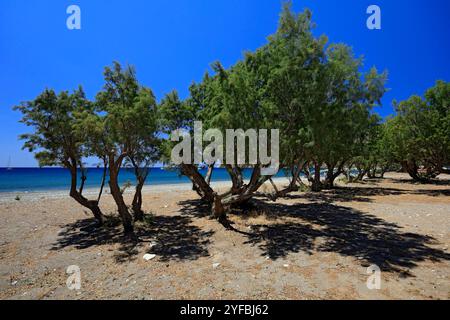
[0,173,449,300]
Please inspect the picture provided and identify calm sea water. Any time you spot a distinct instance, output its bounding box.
[0,167,287,193]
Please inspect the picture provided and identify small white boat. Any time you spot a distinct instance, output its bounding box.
[6,156,12,171]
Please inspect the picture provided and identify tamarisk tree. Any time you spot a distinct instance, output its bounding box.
[15,88,107,226]
[384,80,449,181]
[160,60,277,225]
[125,90,160,220]
[251,3,387,191]
[344,114,393,181]
[260,5,329,194]
[93,62,160,232]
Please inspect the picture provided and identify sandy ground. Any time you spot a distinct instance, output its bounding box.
[0,173,449,300]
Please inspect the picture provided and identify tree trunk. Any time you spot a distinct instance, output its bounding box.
[401,160,424,182]
[380,164,389,178]
[97,158,108,203]
[355,166,366,181]
[205,164,214,185]
[182,164,215,202]
[191,164,215,200]
[181,164,272,228]
[367,164,377,179]
[191,179,205,198]
[225,165,244,194]
[181,164,228,221]
[303,164,312,181]
[67,164,105,226]
[212,193,226,220]
[269,162,304,200]
[323,163,335,189]
[132,178,145,221]
[324,161,346,189]
[89,204,105,225]
[344,163,354,182]
[109,156,134,234]
[311,162,322,192]
[129,158,149,222]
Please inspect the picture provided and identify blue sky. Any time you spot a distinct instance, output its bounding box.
[1,0,449,167]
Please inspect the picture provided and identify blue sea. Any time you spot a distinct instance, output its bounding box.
[0,167,288,193]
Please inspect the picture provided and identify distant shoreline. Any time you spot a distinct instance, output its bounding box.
[0,177,292,203]
[0,167,297,196]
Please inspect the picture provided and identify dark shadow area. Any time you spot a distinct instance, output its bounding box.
[178,198,254,235]
[363,178,385,183]
[391,177,450,186]
[282,183,449,203]
[245,222,319,259]
[177,189,450,275]
[242,202,450,275]
[52,214,213,263]
[178,198,211,219]
[143,215,213,262]
[284,187,405,203]
[413,189,450,197]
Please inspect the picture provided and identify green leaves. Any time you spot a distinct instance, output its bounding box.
[16,3,446,189]
[14,87,92,167]
[387,80,450,177]
[94,62,160,165]
[155,3,389,175]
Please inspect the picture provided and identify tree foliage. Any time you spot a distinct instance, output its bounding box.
[15,4,448,235]
[383,81,450,181]
[15,88,107,225]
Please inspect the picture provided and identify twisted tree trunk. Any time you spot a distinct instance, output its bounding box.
[401,160,428,183]
[225,165,245,195]
[380,165,389,178]
[268,161,304,200]
[181,164,271,227]
[129,157,150,222]
[108,154,134,234]
[182,164,215,203]
[311,162,323,192]
[67,160,105,226]
[323,161,346,189]
[132,176,145,221]
[205,163,215,185]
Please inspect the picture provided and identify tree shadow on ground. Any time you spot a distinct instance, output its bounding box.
[386,176,450,196]
[282,183,449,203]
[297,187,405,203]
[412,189,450,197]
[242,202,450,276]
[52,214,213,263]
[178,198,255,235]
[178,199,212,219]
[177,194,450,276]
[390,177,450,186]
[142,215,213,262]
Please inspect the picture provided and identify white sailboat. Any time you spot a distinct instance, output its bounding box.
[6,156,12,171]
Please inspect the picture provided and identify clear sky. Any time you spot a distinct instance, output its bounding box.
[1,0,449,167]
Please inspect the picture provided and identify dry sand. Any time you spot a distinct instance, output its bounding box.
[0,173,449,300]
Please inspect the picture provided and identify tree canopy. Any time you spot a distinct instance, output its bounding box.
[15,3,448,234]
